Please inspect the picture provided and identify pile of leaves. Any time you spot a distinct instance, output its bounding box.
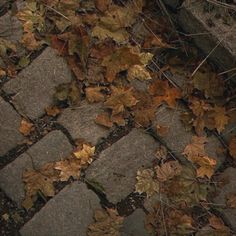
[1,0,236,235]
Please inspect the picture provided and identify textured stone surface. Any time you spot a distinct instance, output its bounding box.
[121,209,149,236]
[86,129,160,203]
[0,97,24,156]
[20,182,101,236]
[154,104,225,167]
[0,153,32,207]
[213,167,236,231]
[27,130,73,169]
[0,130,72,206]
[3,47,72,119]
[179,0,236,75]
[58,102,109,145]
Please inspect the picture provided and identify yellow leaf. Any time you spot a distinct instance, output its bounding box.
[73,144,95,165]
[135,169,159,197]
[127,65,152,81]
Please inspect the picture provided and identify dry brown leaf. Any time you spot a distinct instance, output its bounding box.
[226,193,236,208]
[104,86,138,115]
[212,106,229,133]
[22,163,58,209]
[73,144,95,165]
[95,0,112,12]
[45,106,61,117]
[229,136,236,159]
[127,65,152,81]
[21,32,41,50]
[87,208,124,236]
[183,136,208,159]
[156,125,169,137]
[54,158,81,181]
[85,87,105,103]
[95,112,113,128]
[19,119,34,136]
[149,80,182,108]
[111,114,126,126]
[155,161,182,182]
[155,145,168,160]
[135,169,159,197]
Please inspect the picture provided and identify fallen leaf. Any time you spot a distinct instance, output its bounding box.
[19,119,34,136]
[155,145,168,160]
[226,193,236,208]
[45,106,61,117]
[87,208,124,236]
[95,0,111,12]
[183,136,208,159]
[54,158,81,181]
[95,112,113,128]
[133,107,156,127]
[156,125,169,137]
[85,87,105,103]
[127,65,152,81]
[229,136,236,159]
[155,161,182,182]
[135,169,159,197]
[104,86,138,115]
[21,32,41,50]
[73,144,95,165]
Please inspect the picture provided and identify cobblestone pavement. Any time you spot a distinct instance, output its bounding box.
[0,2,236,236]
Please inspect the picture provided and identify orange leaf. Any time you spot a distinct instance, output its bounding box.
[85,87,105,103]
[95,112,113,128]
[19,119,34,136]
[45,106,61,117]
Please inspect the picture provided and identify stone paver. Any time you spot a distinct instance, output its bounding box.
[179,0,236,74]
[154,104,226,167]
[58,102,109,145]
[3,47,72,119]
[0,130,73,206]
[86,129,160,203]
[20,182,101,236]
[0,97,24,156]
[121,209,149,236]
[213,167,236,231]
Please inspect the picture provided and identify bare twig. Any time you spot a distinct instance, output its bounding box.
[191,39,222,77]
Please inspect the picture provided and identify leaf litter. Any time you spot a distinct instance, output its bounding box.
[1,0,235,235]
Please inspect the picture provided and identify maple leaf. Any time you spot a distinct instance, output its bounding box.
[155,161,182,182]
[73,144,95,165]
[22,163,58,209]
[87,208,124,236]
[104,86,138,115]
[19,119,34,136]
[183,136,208,159]
[54,158,81,181]
[135,169,159,197]
[149,80,181,108]
[226,193,236,208]
[229,136,236,159]
[85,87,105,103]
[127,65,152,81]
[101,47,141,82]
[210,106,229,133]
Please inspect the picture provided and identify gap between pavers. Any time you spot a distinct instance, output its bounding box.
[213,167,236,231]
[57,101,110,145]
[0,97,24,156]
[20,182,101,236]
[0,130,73,207]
[154,103,226,168]
[85,128,160,204]
[3,47,73,119]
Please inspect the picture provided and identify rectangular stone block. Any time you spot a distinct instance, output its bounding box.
[58,102,109,145]
[86,129,160,203]
[3,47,72,119]
[154,104,225,168]
[0,97,24,156]
[0,130,73,206]
[179,0,236,76]
[20,182,101,236]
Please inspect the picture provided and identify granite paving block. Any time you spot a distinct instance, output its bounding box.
[58,102,109,145]
[86,129,160,203]
[213,167,236,231]
[121,209,149,236]
[0,97,24,156]
[154,104,226,167]
[20,182,101,236]
[179,0,236,75]
[0,130,73,206]
[3,47,72,119]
